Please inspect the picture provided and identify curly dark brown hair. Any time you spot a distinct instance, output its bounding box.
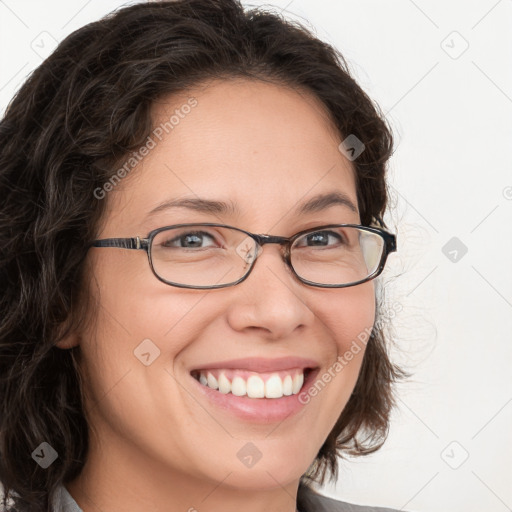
[0,1,408,510]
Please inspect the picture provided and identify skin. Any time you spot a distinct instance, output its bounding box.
[57,78,376,512]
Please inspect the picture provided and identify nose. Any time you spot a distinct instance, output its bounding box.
[225,242,315,339]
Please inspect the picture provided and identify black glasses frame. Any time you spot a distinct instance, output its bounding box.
[87,223,397,289]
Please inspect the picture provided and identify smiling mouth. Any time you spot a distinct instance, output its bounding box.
[190,367,315,399]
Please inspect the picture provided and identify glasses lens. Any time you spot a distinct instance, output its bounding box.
[149,225,385,288]
[290,226,384,285]
[150,225,256,287]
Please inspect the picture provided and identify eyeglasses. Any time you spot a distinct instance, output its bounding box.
[87,223,396,289]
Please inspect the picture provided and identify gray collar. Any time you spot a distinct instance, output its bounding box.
[53,485,83,512]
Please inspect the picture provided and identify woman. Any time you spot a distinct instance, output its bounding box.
[0,1,409,511]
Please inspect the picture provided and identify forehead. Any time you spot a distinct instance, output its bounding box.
[102,78,359,233]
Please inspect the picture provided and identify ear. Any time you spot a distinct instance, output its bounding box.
[54,333,80,349]
[53,318,81,349]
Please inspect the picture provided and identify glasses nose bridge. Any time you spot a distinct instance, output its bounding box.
[249,233,292,262]
[252,233,292,253]
[253,233,290,246]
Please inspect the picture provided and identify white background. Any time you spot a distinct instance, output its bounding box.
[1,1,511,511]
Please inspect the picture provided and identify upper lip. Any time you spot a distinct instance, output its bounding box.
[191,356,320,373]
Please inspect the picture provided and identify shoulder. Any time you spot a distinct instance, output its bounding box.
[298,484,406,512]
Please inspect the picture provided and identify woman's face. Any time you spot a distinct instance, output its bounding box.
[65,79,375,499]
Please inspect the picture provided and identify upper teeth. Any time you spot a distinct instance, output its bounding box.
[195,369,305,399]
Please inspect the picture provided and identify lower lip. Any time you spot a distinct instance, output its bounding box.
[190,369,320,423]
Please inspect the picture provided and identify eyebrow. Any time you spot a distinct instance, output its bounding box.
[146,191,358,219]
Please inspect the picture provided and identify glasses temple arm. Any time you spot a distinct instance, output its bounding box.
[88,237,148,250]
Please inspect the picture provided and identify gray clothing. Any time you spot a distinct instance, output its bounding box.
[52,486,82,512]
[52,484,405,512]
[299,485,405,511]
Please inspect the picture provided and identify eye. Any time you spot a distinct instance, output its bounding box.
[162,230,219,249]
[295,229,346,248]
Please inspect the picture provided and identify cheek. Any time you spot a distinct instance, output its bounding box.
[310,282,375,403]
[294,282,376,451]
[85,246,208,345]
[78,252,218,409]
[322,281,376,355]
